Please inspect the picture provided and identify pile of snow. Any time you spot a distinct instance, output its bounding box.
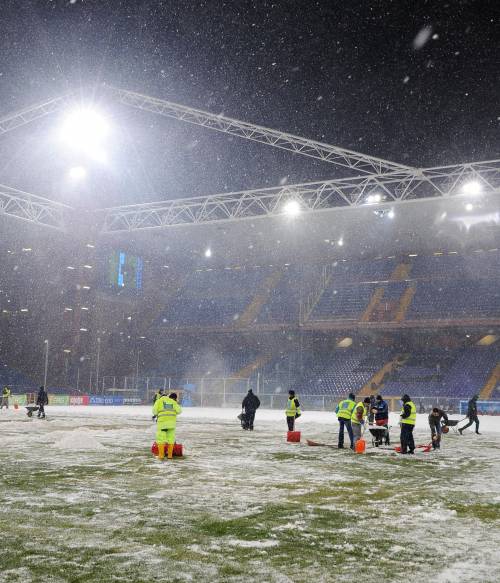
[45,406,500,433]
[53,429,105,450]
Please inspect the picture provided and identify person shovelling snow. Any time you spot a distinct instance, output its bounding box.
[399,394,417,454]
[335,393,356,449]
[428,407,448,449]
[285,390,301,431]
[152,392,182,460]
[351,397,371,449]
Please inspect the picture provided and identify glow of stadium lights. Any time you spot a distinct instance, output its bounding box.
[205,248,212,258]
[86,243,95,248]
[79,327,88,332]
[64,307,73,312]
[63,349,71,354]
[81,307,89,311]
[82,285,91,290]
[68,166,87,180]
[465,203,474,211]
[66,266,75,270]
[338,238,344,246]
[22,248,32,252]
[60,108,109,150]
[366,193,382,204]
[282,200,302,217]
[387,209,395,219]
[462,180,482,196]
[20,308,28,312]
[83,264,93,269]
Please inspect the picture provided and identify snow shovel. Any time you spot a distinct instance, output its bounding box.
[306,439,337,448]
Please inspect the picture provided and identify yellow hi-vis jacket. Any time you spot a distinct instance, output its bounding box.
[153,396,182,429]
[400,401,417,425]
[286,397,301,417]
[351,402,367,425]
[337,399,356,420]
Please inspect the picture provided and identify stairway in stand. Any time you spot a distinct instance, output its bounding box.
[236,269,283,327]
[479,363,500,399]
[358,355,404,396]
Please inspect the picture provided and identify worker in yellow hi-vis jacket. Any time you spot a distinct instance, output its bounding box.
[152,392,182,459]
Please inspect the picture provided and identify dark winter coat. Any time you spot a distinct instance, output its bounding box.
[467,399,478,418]
[428,408,448,427]
[36,389,48,406]
[374,400,389,421]
[242,392,261,412]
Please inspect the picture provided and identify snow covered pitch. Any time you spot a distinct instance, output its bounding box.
[1,406,499,582]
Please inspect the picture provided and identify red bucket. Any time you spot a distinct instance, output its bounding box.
[151,442,183,457]
[287,431,301,443]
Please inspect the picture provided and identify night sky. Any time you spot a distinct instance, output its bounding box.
[0,0,498,207]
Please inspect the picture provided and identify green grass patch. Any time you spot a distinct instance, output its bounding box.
[447,502,500,521]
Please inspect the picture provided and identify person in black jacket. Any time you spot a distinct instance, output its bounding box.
[429,407,448,449]
[368,394,377,425]
[241,389,261,430]
[36,386,48,419]
[459,395,481,435]
[373,395,390,445]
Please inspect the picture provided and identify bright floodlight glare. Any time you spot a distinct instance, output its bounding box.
[462,180,482,196]
[60,108,109,150]
[465,203,474,211]
[338,238,344,246]
[366,193,382,204]
[283,200,301,217]
[205,248,212,258]
[388,209,395,219]
[68,166,87,180]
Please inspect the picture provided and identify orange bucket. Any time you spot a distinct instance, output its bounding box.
[355,438,366,454]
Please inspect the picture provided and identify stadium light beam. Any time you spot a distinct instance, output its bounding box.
[68,166,87,180]
[462,180,483,196]
[366,193,382,204]
[204,247,212,258]
[283,200,302,217]
[59,108,109,153]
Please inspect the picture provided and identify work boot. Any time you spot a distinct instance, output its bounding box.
[476,431,481,435]
[158,444,166,460]
[167,444,174,459]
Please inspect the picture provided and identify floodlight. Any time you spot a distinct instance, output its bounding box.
[205,248,212,258]
[387,209,395,219]
[366,193,382,204]
[283,200,301,217]
[60,108,109,150]
[69,166,87,180]
[465,203,474,211]
[338,238,344,246]
[462,180,482,196]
